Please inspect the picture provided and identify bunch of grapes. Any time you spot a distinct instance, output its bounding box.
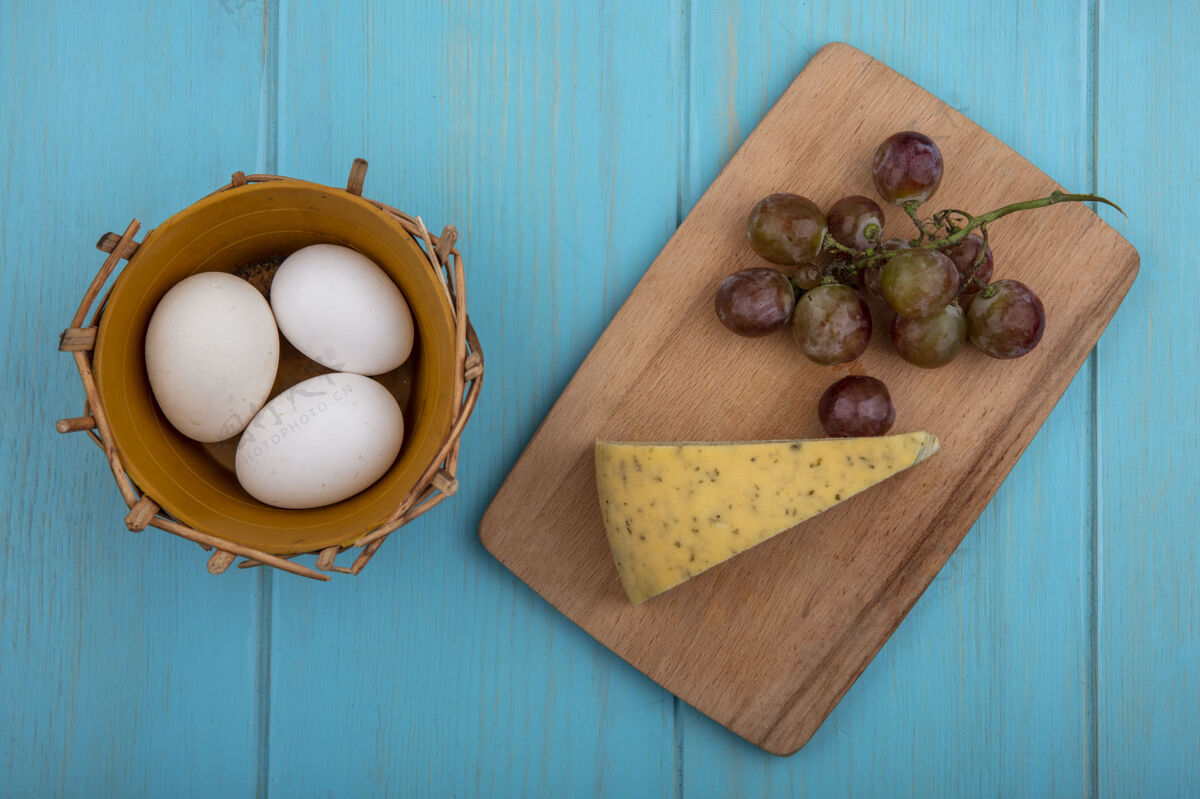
[715,131,1121,435]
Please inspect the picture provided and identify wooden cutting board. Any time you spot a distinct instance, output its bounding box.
[479,43,1138,756]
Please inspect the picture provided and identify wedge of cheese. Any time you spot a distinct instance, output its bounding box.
[595,432,939,604]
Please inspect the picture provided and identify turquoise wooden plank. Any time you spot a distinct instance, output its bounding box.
[0,2,270,796]
[263,1,683,794]
[681,1,1098,794]
[7,1,1188,793]
[1096,1,1200,795]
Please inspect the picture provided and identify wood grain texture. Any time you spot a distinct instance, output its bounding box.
[480,43,1138,756]
[262,1,683,795]
[0,1,270,797]
[4,0,1198,795]
[1096,1,1200,795]
[679,0,1106,792]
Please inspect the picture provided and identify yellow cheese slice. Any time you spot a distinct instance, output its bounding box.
[595,432,940,604]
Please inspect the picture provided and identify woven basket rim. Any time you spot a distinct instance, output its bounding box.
[57,159,484,580]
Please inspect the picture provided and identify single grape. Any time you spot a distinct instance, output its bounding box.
[791,284,872,365]
[818,375,895,437]
[871,131,943,206]
[940,234,995,295]
[747,194,827,264]
[861,265,883,299]
[863,239,911,299]
[714,267,795,337]
[791,261,824,291]
[881,250,959,318]
[967,279,1046,358]
[890,304,967,368]
[826,195,885,250]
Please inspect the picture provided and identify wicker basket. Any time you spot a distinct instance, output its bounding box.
[57,159,483,581]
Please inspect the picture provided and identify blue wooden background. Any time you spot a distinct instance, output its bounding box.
[3,0,1197,796]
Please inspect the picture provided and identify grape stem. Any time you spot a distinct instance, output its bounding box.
[933,208,972,235]
[830,191,1125,273]
[902,202,929,244]
[822,234,859,257]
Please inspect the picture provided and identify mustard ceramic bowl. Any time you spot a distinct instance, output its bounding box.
[92,178,458,555]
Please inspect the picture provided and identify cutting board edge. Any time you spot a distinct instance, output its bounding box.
[479,500,933,758]
[479,42,1142,548]
[476,41,1142,757]
[812,45,1142,263]
[478,517,815,756]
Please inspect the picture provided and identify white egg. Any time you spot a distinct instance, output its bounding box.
[270,244,415,376]
[145,272,279,443]
[234,372,405,509]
